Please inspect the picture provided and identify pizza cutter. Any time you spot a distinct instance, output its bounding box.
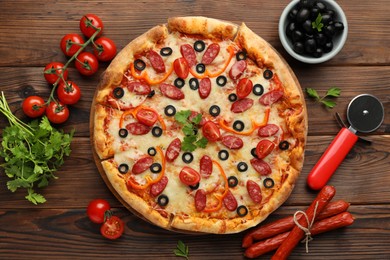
[307,94,384,190]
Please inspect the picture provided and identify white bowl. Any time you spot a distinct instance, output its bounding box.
[279,0,348,64]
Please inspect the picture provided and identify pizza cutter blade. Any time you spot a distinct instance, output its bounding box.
[307,94,384,190]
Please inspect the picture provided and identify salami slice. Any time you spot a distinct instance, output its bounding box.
[250,158,272,176]
[150,176,168,197]
[165,138,181,162]
[201,43,220,64]
[147,50,165,73]
[198,78,211,99]
[231,98,254,113]
[127,81,151,95]
[126,122,151,135]
[258,124,280,137]
[160,83,185,100]
[132,156,153,174]
[200,155,213,178]
[195,189,207,212]
[221,135,244,149]
[229,60,247,80]
[259,90,284,106]
[247,180,262,203]
[180,44,197,67]
[223,190,238,211]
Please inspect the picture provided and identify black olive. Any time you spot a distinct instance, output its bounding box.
[228,93,238,102]
[233,120,245,132]
[315,33,327,46]
[237,162,248,172]
[251,147,258,158]
[326,9,335,18]
[118,163,129,174]
[279,140,290,150]
[218,150,229,161]
[296,8,310,24]
[147,147,157,156]
[189,183,200,190]
[228,176,239,188]
[324,24,336,38]
[152,126,163,137]
[134,59,146,71]
[164,105,176,117]
[209,105,221,117]
[118,128,128,138]
[113,87,124,99]
[216,75,227,87]
[293,42,305,55]
[157,195,169,207]
[288,8,299,20]
[286,22,297,38]
[263,69,273,80]
[304,38,317,54]
[323,40,333,53]
[174,78,185,89]
[237,205,248,217]
[310,6,320,19]
[292,30,304,43]
[160,47,173,56]
[196,63,206,74]
[150,163,162,174]
[252,84,264,96]
[321,13,333,25]
[194,40,206,52]
[189,78,199,90]
[334,21,344,32]
[182,152,194,164]
[313,47,323,58]
[263,178,275,188]
[302,20,313,34]
[236,50,247,61]
[147,90,155,98]
[298,0,311,8]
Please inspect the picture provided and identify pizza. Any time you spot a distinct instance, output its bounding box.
[91,16,307,234]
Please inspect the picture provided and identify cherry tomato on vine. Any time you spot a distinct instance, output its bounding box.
[43,62,69,84]
[93,37,117,62]
[46,101,69,124]
[100,216,124,240]
[57,80,81,105]
[79,14,103,38]
[60,33,85,57]
[75,52,99,76]
[87,199,111,224]
[22,96,46,118]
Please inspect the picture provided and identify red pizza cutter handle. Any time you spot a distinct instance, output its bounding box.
[307,127,359,190]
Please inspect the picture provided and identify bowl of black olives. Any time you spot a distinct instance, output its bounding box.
[279,0,348,63]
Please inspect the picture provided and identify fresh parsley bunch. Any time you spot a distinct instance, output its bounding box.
[0,92,73,204]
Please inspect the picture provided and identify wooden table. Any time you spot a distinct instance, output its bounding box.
[0,0,389,259]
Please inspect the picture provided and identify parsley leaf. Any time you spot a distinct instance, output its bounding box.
[174,240,189,259]
[174,110,192,124]
[305,88,320,99]
[305,87,341,109]
[312,13,324,32]
[326,87,341,97]
[195,137,208,148]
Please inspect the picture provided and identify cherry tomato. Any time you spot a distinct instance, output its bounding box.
[100,216,124,240]
[136,108,158,126]
[60,33,85,57]
[75,52,99,76]
[43,62,68,84]
[79,14,103,38]
[179,166,201,186]
[93,37,117,62]
[22,96,46,118]
[87,199,111,224]
[173,57,189,79]
[236,78,253,99]
[46,101,70,124]
[57,80,81,105]
[202,121,221,142]
[255,140,275,159]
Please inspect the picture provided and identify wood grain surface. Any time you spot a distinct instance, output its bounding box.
[0,0,389,259]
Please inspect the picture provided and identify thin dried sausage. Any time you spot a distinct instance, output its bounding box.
[201,43,220,64]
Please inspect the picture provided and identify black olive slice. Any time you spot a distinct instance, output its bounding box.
[279,140,290,150]
[164,105,176,117]
[252,84,264,96]
[174,78,185,89]
[189,182,200,190]
[233,120,245,132]
[216,75,227,87]
[147,89,155,98]
[182,152,194,164]
[218,150,229,161]
[118,163,129,174]
[189,78,199,90]
[236,50,247,61]
[157,194,169,207]
[150,163,162,174]
[251,147,258,158]
[113,87,124,99]
[147,147,157,156]
[228,93,238,102]
[134,59,146,71]
[263,178,275,189]
[152,126,163,137]
[194,40,206,52]
[228,176,239,188]
[160,47,173,56]
[209,105,221,117]
[237,162,248,172]
[237,205,248,217]
[118,128,128,138]
[196,63,206,74]
[263,69,273,80]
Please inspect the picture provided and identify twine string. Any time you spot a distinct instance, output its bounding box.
[293,201,319,253]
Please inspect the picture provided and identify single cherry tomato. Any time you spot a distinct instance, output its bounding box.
[79,14,103,38]
[46,101,70,124]
[236,78,253,99]
[93,37,117,62]
[202,121,221,142]
[57,80,81,105]
[43,62,68,84]
[136,108,158,126]
[100,216,124,240]
[255,139,275,159]
[173,57,189,79]
[60,33,85,57]
[22,96,46,118]
[179,166,201,186]
[75,52,99,76]
[87,199,111,224]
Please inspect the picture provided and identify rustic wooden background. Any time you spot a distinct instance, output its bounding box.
[0,0,389,259]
